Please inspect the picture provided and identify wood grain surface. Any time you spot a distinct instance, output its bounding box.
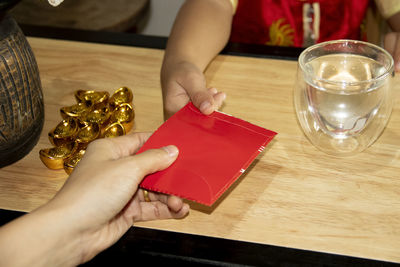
[1,37,399,263]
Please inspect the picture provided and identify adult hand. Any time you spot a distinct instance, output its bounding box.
[161,60,226,120]
[0,132,189,267]
[49,132,190,263]
[384,32,400,72]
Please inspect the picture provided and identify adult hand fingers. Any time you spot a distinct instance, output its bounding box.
[121,145,179,186]
[139,201,190,221]
[107,132,152,157]
[85,132,153,161]
[139,190,186,213]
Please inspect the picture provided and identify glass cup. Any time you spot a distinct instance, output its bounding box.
[294,40,394,156]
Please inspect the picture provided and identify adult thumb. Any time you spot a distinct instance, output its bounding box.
[123,145,179,184]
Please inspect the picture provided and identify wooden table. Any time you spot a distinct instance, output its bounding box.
[1,33,400,265]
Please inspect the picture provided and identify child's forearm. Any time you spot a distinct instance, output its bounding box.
[163,0,234,71]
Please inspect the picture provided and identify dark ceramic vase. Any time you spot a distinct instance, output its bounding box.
[0,0,44,167]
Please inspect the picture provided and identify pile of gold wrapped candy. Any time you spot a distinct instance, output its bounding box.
[39,87,134,174]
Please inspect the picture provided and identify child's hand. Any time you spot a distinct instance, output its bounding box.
[161,60,226,120]
[384,32,400,72]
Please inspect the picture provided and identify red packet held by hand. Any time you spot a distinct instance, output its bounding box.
[138,103,277,206]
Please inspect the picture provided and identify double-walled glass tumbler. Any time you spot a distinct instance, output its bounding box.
[294,40,394,156]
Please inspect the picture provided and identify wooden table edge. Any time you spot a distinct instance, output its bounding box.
[0,209,397,266]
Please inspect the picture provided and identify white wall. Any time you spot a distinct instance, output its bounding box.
[139,0,185,37]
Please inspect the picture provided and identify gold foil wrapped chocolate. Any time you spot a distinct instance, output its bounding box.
[40,87,134,174]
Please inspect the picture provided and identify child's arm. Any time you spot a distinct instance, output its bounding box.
[161,0,234,119]
[385,11,400,71]
[375,0,400,71]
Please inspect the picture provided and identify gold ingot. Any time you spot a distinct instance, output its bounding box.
[102,122,125,138]
[64,149,86,175]
[80,106,111,126]
[40,87,136,172]
[111,103,135,133]
[76,122,100,144]
[109,87,133,109]
[49,118,79,146]
[76,142,89,151]
[39,142,77,170]
[60,102,92,119]
[75,90,109,108]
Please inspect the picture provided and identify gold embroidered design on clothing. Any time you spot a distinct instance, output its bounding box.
[266,18,295,46]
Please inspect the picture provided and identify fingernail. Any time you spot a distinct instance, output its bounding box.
[221,92,226,101]
[200,101,211,113]
[209,87,218,94]
[162,145,179,157]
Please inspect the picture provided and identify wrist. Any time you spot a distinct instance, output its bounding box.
[34,197,110,265]
[31,204,86,266]
[161,59,202,87]
[0,203,85,267]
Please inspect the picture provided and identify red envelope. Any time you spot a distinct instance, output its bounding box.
[138,103,277,206]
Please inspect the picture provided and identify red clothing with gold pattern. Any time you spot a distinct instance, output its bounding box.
[230,0,369,47]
